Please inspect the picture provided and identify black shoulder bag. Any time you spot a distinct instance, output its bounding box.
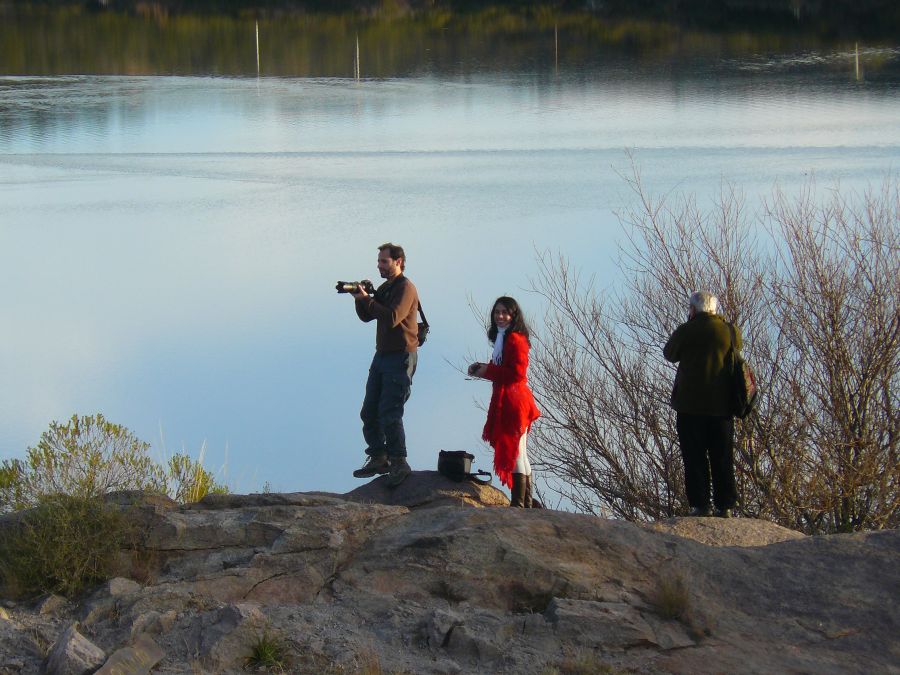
[417,302,430,346]
[437,450,492,485]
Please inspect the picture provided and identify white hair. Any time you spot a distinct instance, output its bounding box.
[689,291,718,314]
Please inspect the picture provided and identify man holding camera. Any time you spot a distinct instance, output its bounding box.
[348,242,420,487]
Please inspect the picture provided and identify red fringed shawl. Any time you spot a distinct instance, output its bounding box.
[481,331,541,488]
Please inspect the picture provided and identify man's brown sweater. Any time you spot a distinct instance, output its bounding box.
[355,274,419,353]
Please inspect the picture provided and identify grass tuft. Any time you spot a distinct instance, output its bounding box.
[541,649,620,674]
[244,630,290,672]
[650,572,691,621]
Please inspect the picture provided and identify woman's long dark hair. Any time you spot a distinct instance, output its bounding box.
[488,296,531,345]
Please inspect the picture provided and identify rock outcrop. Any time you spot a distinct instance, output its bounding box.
[1,471,897,674]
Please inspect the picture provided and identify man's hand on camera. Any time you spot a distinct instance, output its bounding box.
[351,284,369,300]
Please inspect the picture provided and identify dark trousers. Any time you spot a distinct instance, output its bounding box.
[676,413,737,511]
[361,351,417,458]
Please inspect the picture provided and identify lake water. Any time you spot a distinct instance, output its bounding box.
[1,8,899,494]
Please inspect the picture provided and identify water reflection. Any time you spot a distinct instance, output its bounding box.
[1,5,899,495]
[2,73,899,155]
[2,4,899,78]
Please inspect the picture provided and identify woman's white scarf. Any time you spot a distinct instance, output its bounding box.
[492,326,507,365]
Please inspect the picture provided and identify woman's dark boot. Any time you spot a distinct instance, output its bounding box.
[509,474,526,508]
[523,474,533,508]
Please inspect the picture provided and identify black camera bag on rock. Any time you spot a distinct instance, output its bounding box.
[438,450,491,485]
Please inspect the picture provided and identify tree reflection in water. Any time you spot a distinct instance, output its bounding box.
[0,2,898,77]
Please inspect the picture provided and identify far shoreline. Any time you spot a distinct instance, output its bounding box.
[5,0,900,41]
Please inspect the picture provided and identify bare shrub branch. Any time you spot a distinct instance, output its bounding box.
[529,169,899,534]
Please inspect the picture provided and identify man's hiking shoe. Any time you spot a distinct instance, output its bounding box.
[688,506,712,517]
[386,458,411,487]
[353,454,390,478]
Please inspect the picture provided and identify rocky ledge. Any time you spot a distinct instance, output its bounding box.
[0,471,897,674]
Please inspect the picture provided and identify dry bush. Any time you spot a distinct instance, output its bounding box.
[529,166,899,534]
[541,650,619,675]
[647,568,712,639]
[649,572,690,620]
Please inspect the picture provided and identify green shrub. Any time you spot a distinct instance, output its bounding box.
[0,413,231,599]
[166,452,228,504]
[0,414,229,514]
[0,461,26,513]
[0,413,166,513]
[0,493,134,599]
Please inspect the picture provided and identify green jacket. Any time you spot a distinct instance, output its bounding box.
[663,312,740,417]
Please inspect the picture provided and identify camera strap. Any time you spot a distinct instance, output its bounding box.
[382,275,429,329]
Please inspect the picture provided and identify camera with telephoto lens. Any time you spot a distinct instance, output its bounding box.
[335,280,376,295]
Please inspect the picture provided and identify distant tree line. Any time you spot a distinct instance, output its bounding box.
[10,0,895,78]
[9,0,900,39]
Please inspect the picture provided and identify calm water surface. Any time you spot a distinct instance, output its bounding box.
[1,22,899,493]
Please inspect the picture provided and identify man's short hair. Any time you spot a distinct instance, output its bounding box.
[378,242,406,269]
[689,291,718,314]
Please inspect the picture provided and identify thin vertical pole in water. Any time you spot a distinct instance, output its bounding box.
[255,21,261,76]
[855,42,860,81]
[356,33,361,80]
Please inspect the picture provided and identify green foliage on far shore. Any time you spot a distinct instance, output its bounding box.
[1,1,897,78]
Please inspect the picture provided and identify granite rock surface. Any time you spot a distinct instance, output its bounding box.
[1,471,897,674]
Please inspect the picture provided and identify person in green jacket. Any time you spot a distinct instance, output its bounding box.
[664,291,739,518]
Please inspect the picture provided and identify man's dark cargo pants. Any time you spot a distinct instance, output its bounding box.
[361,351,417,459]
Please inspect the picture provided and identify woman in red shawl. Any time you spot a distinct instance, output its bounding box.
[468,296,541,507]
